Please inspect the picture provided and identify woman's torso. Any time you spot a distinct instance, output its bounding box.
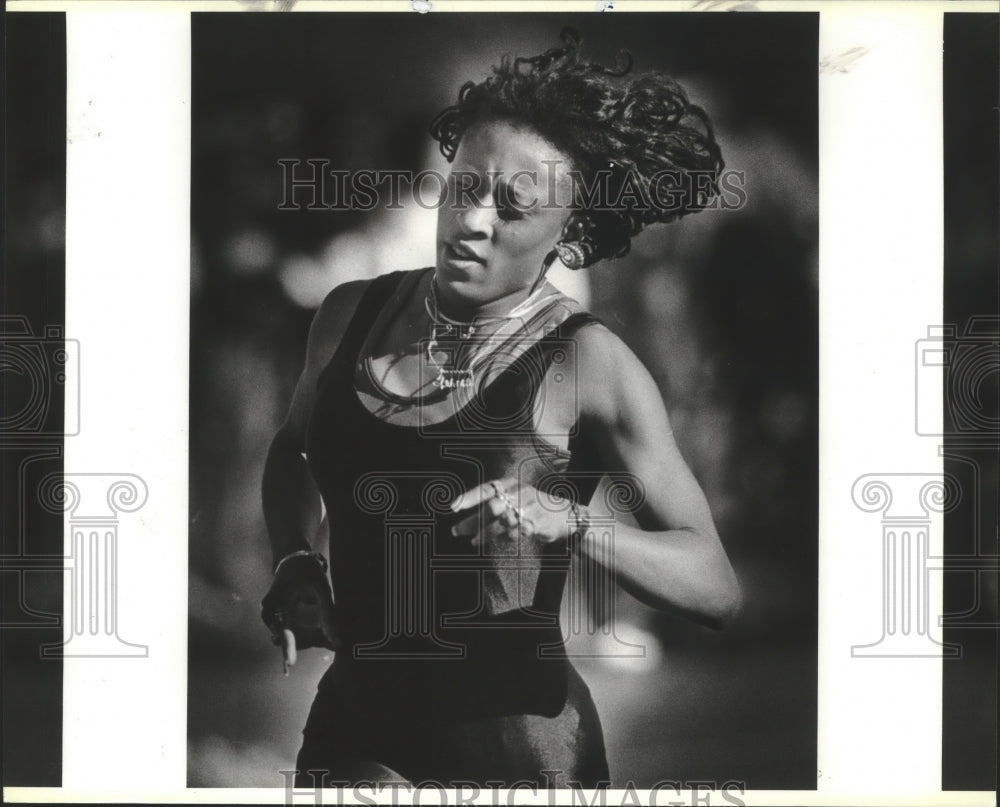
[302,267,609,785]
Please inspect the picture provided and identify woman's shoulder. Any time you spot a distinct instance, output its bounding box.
[533,286,631,370]
[566,318,635,373]
[567,318,662,419]
[307,268,428,366]
[307,278,371,358]
[314,268,428,327]
[317,276,371,314]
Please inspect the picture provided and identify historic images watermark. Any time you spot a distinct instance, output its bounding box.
[850,317,999,658]
[276,160,748,215]
[281,771,748,806]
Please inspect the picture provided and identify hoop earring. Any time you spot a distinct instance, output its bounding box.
[554,241,586,270]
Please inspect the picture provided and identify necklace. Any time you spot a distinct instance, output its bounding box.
[424,278,560,391]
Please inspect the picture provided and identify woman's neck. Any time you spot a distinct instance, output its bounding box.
[431,277,543,323]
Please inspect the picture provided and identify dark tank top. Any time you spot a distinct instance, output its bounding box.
[301,269,610,786]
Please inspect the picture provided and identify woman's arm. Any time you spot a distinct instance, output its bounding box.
[262,427,323,569]
[262,279,370,569]
[260,279,371,662]
[449,320,742,628]
[573,324,742,629]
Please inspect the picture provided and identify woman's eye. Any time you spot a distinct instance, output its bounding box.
[494,185,527,222]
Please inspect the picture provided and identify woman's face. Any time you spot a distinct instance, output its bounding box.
[435,119,576,312]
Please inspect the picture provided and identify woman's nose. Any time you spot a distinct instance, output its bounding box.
[454,201,495,239]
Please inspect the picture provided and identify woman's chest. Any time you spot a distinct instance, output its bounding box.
[355,344,578,452]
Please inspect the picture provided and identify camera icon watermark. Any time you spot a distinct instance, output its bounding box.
[0,316,80,437]
[415,309,581,440]
[915,317,999,438]
[1,446,64,630]
[850,317,1000,658]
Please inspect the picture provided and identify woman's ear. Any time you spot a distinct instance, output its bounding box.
[560,212,591,244]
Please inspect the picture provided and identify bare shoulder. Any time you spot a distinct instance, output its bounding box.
[312,278,372,343]
[281,277,375,441]
[571,321,637,372]
[572,321,665,424]
[304,277,373,372]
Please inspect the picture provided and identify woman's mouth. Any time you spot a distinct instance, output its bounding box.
[442,242,486,268]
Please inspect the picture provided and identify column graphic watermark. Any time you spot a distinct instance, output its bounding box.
[536,474,647,659]
[851,316,1000,658]
[850,473,962,658]
[351,471,467,659]
[349,463,650,661]
[37,472,149,658]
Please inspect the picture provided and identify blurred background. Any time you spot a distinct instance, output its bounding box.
[188,12,819,789]
[3,12,66,787]
[941,13,999,791]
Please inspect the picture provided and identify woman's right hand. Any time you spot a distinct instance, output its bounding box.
[261,281,370,665]
[260,553,341,670]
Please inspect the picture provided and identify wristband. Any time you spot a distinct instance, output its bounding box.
[274,550,328,576]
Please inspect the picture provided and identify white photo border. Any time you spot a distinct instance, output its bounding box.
[3,1,996,805]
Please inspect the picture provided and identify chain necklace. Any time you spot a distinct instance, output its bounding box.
[424,278,559,391]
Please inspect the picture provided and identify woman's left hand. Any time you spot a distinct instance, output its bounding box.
[449,477,580,548]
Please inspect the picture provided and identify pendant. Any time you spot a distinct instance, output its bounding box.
[433,369,475,389]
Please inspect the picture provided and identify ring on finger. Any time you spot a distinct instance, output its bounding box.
[490,481,514,510]
[490,482,524,524]
[500,505,522,528]
[509,506,530,533]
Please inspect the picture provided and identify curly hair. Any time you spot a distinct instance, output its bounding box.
[429,28,724,267]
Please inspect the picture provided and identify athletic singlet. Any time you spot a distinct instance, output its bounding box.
[298,268,610,786]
